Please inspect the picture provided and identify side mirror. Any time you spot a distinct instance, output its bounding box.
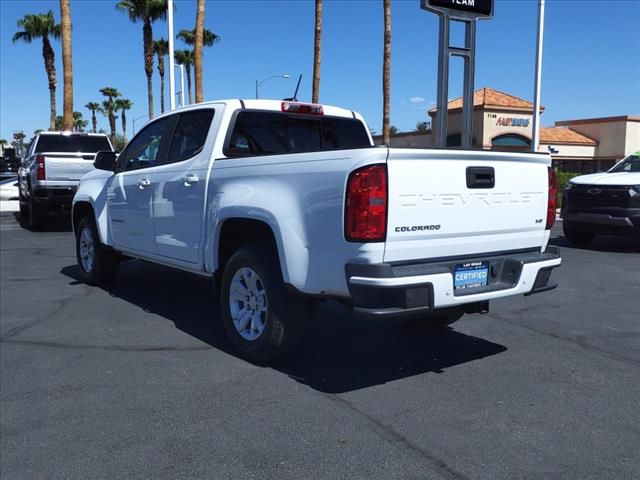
[94,151,116,171]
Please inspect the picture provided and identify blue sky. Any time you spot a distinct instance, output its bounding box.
[1,0,639,142]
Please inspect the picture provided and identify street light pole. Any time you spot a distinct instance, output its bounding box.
[532,0,545,153]
[173,64,185,107]
[168,0,175,110]
[132,114,149,135]
[255,74,291,99]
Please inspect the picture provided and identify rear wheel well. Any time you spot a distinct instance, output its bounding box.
[216,219,280,289]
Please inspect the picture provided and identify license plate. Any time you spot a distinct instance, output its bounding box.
[454,261,489,291]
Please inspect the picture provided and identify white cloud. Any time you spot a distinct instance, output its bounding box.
[410,96,425,104]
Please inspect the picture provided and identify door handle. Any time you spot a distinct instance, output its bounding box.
[137,178,151,189]
[182,174,199,186]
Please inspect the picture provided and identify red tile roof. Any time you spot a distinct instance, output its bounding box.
[429,87,543,113]
[539,127,597,146]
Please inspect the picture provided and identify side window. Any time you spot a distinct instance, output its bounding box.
[120,116,174,171]
[228,112,289,156]
[167,109,215,164]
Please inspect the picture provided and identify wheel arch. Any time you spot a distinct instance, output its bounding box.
[213,217,290,291]
[72,201,104,244]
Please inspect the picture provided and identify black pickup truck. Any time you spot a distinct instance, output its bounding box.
[561,152,640,245]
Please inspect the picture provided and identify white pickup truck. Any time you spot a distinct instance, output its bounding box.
[72,100,561,361]
[19,131,113,229]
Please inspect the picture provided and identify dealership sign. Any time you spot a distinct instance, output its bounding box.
[497,117,530,127]
[422,0,493,18]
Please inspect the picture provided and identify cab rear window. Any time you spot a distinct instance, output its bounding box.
[225,111,371,157]
[35,135,111,154]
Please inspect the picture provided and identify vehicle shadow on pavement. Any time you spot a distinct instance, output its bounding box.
[61,261,507,394]
[550,235,640,253]
[13,211,73,232]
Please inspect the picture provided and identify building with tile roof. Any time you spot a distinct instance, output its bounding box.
[375,88,639,173]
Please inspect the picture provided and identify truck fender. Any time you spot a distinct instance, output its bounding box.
[72,177,112,245]
[206,207,309,289]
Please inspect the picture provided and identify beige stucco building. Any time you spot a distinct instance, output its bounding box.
[376,87,640,173]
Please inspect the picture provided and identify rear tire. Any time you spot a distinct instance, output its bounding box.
[220,245,306,363]
[75,215,119,285]
[28,196,47,230]
[563,222,596,246]
[18,191,28,220]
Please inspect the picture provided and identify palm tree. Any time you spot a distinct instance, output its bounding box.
[194,0,205,103]
[312,0,322,104]
[73,111,88,132]
[13,11,61,130]
[176,28,220,48]
[154,38,169,113]
[174,49,194,104]
[115,98,133,144]
[99,87,121,145]
[416,121,429,133]
[60,0,73,131]
[116,0,168,120]
[85,102,100,133]
[177,28,219,103]
[382,0,391,145]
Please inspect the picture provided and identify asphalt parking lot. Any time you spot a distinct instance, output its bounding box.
[1,212,639,480]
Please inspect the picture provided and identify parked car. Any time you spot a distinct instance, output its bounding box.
[561,151,640,245]
[72,99,561,362]
[0,148,20,177]
[18,132,113,229]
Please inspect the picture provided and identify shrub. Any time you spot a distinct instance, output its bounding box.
[555,171,581,208]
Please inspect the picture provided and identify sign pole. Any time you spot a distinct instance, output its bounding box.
[531,0,545,152]
[421,0,493,149]
[435,14,450,149]
[460,19,477,149]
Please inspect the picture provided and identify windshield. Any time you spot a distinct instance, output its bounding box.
[35,135,112,154]
[608,153,640,173]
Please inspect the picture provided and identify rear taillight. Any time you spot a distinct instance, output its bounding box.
[345,164,388,242]
[546,167,557,229]
[36,155,46,181]
[281,101,324,115]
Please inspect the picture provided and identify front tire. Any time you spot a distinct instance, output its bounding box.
[75,215,119,285]
[563,222,596,246]
[220,245,305,363]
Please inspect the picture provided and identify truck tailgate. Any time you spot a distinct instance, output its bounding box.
[43,153,96,182]
[384,148,550,262]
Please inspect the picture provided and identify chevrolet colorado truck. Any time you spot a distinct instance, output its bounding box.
[561,152,640,245]
[72,100,561,361]
[19,131,113,229]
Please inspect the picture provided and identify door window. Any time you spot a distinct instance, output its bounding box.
[120,117,174,171]
[167,109,215,164]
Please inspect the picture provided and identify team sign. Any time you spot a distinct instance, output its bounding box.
[426,0,493,16]
[496,117,530,127]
